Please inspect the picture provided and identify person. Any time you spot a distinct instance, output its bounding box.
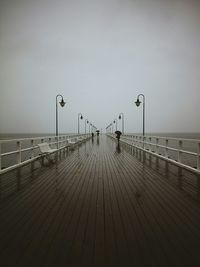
[91,132,94,141]
[115,131,122,143]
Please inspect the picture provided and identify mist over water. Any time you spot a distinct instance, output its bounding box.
[1,133,200,140]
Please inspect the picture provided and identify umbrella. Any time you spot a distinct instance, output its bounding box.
[115,131,122,135]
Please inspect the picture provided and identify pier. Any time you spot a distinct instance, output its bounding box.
[0,134,200,266]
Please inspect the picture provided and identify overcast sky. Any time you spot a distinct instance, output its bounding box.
[0,0,200,134]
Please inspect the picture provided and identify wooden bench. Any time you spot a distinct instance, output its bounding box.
[67,139,76,149]
[76,136,85,143]
[38,143,58,163]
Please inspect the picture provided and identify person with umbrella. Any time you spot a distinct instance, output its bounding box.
[115,130,122,142]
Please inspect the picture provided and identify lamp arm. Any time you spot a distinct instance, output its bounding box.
[137,94,145,102]
[56,94,64,101]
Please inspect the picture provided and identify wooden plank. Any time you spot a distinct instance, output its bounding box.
[115,145,200,265]
[104,153,132,267]
[102,154,119,267]
[15,151,90,266]
[0,136,200,267]
[93,154,105,267]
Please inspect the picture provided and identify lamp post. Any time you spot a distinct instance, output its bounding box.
[110,123,113,134]
[78,113,83,135]
[89,123,92,134]
[110,124,112,133]
[56,94,66,137]
[118,113,124,134]
[106,124,110,134]
[135,94,145,137]
[113,119,117,132]
[85,119,89,134]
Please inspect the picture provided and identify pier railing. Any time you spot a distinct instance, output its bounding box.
[108,134,200,175]
[0,134,90,175]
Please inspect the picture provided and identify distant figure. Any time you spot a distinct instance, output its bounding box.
[115,130,122,144]
[92,132,94,142]
[96,130,100,137]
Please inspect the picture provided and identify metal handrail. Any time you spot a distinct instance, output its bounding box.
[108,133,200,175]
[0,133,89,174]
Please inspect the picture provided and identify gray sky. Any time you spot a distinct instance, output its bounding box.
[0,0,200,134]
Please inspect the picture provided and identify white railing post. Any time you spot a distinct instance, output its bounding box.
[131,135,133,153]
[197,142,200,170]
[17,141,21,164]
[178,140,183,163]
[143,136,146,150]
[65,136,67,148]
[165,139,168,158]
[59,136,61,149]
[139,136,142,148]
[0,143,1,170]
[31,139,34,158]
[136,136,138,147]
[148,137,151,152]
[56,136,58,149]
[132,135,134,146]
[156,138,159,154]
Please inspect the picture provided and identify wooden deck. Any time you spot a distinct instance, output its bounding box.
[1,135,200,267]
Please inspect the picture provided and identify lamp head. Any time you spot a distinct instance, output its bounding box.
[135,98,141,107]
[59,98,66,107]
[119,115,121,120]
[80,114,83,120]
[86,120,89,123]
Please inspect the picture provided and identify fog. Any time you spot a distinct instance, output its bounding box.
[0,0,200,134]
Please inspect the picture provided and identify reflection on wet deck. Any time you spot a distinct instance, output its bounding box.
[0,135,200,267]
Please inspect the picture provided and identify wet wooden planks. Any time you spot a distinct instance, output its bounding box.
[0,136,200,267]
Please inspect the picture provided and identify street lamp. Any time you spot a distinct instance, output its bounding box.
[110,123,113,134]
[89,123,92,134]
[106,124,110,134]
[56,94,66,136]
[118,113,124,134]
[109,124,112,133]
[85,119,89,134]
[113,119,117,131]
[135,94,145,137]
[78,113,83,135]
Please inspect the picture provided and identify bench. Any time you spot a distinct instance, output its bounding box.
[38,143,58,163]
[67,139,76,149]
[76,136,85,143]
